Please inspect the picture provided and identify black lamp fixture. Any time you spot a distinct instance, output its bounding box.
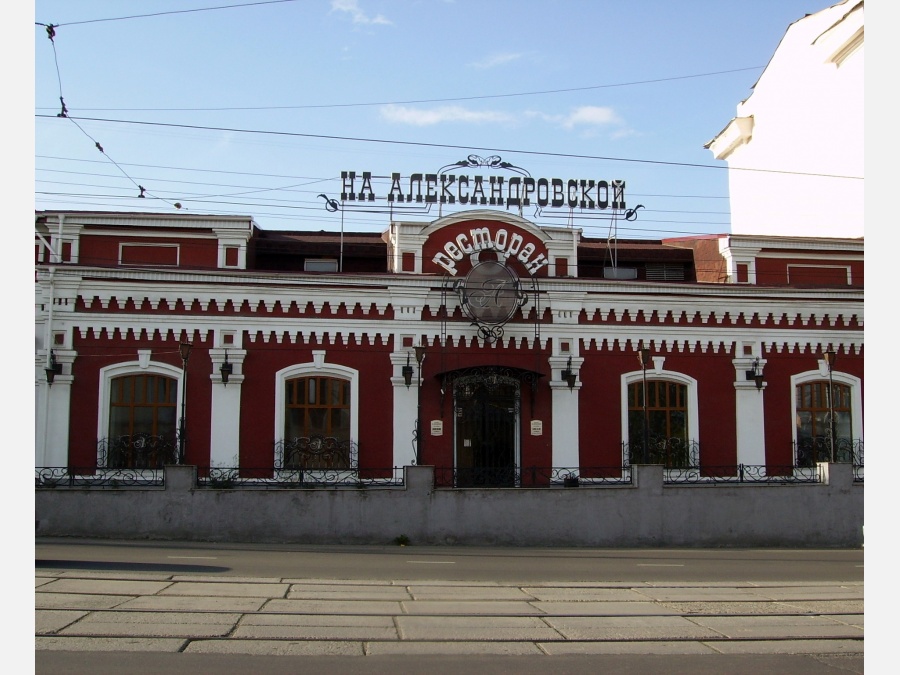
[402,352,414,388]
[220,350,233,385]
[177,341,193,464]
[45,350,63,385]
[413,342,426,465]
[745,357,765,390]
[823,348,837,462]
[637,342,652,464]
[561,355,577,390]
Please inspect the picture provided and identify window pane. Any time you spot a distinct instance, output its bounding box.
[109,406,131,437]
[308,408,326,435]
[133,406,153,433]
[286,381,294,405]
[308,378,316,404]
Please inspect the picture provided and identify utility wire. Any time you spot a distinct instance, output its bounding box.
[35,115,865,181]
[33,67,766,113]
[34,0,300,27]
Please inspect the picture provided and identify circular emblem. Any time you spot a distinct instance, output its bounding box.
[459,260,526,327]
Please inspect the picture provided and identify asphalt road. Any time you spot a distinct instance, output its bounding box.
[35,538,864,584]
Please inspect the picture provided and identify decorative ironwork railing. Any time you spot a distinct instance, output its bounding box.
[35,467,166,488]
[274,436,358,470]
[433,466,632,488]
[622,437,700,468]
[662,464,823,484]
[794,437,863,467]
[196,466,404,489]
[98,434,178,469]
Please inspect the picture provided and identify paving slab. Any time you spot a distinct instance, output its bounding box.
[400,600,543,615]
[183,639,365,655]
[754,586,865,601]
[692,615,865,639]
[35,592,135,610]
[159,581,288,597]
[395,615,562,641]
[523,587,651,602]
[706,638,864,654]
[366,640,544,655]
[36,609,88,633]
[544,615,723,641]
[778,600,865,614]
[232,614,398,640]
[407,586,536,601]
[35,577,55,588]
[35,636,188,652]
[286,585,413,600]
[633,587,773,602]
[170,575,284,583]
[531,601,679,616]
[41,570,176,581]
[38,578,173,595]
[261,599,404,615]
[540,640,717,655]
[117,595,268,612]
[52,609,242,638]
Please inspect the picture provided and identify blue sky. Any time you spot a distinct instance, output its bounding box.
[32,0,848,241]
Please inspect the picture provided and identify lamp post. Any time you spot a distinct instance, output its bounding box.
[637,343,651,464]
[178,341,193,464]
[414,343,426,466]
[824,348,837,462]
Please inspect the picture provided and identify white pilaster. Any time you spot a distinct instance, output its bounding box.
[549,353,582,471]
[209,348,246,467]
[35,350,76,468]
[391,349,419,467]
[734,356,767,467]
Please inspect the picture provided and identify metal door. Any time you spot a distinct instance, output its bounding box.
[454,373,519,486]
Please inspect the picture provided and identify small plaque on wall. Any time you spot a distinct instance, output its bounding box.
[430,420,443,436]
[530,420,543,436]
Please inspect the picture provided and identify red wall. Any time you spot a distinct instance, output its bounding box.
[237,335,396,469]
[79,233,219,269]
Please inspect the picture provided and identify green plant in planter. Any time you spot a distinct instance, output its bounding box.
[393,534,411,546]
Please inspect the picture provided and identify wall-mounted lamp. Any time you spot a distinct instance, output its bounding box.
[561,355,577,390]
[45,350,63,385]
[823,348,837,372]
[220,350,233,385]
[402,352,414,388]
[637,342,652,464]
[745,357,765,390]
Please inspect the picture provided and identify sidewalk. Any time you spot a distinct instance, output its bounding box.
[36,567,863,660]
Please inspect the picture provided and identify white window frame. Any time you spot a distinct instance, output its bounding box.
[620,368,700,462]
[97,360,184,467]
[790,368,863,462]
[274,356,359,469]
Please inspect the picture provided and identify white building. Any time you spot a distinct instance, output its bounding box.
[706,0,864,238]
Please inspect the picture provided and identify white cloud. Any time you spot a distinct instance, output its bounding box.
[526,106,624,131]
[468,52,523,69]
[380,104,515,126]
[560,106,622,129]
[331,0,392,25]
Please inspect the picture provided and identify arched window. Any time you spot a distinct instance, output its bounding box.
[284,375,351,440]
[274,356,359,471]
[795,381,854,465]
[105,373,178,468]
[627,379,693,467]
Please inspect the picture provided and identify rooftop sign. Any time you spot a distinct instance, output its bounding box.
[341,171,626,211]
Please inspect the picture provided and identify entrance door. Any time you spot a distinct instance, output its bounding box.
[454,374,519,487]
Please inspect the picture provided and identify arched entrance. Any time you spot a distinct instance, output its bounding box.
[452,369,523,487]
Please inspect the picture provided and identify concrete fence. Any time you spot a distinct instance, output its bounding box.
[35,464,863,547]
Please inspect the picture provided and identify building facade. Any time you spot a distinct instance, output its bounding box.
[35,208,864,486]
[705,0,864,238]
